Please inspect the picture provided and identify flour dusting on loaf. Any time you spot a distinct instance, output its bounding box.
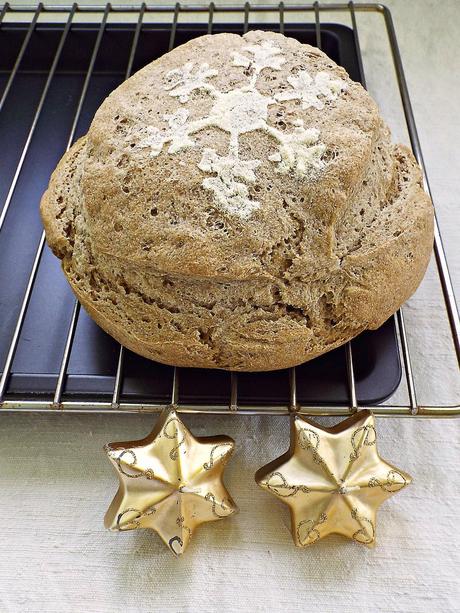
[40,31,434,371]
[134,38,347,218]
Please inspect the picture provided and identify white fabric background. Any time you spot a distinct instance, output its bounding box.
[1,1,459,612]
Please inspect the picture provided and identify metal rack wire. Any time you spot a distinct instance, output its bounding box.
[0,2,458,417]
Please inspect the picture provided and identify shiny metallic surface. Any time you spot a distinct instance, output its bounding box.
[111,346,125,409]
[0,3,41,115]
[0,3,74,233]
[171,367,180,406]
[104,407,238,556]
[1,398,459,417]
[230,373,238,411]
[51,3,112,405]
[256,410,412,546]
[0,233,47,400]
[53,301,81,406]
[345,342,357,411]
[289,368,297,411]
[396,309,418,414]
[381,5,460,365]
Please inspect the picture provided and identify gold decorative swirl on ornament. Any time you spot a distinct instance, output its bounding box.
[109,448,155,480]
[203,444,230,470]
[176,515,192,536]
[116,505,156,531]
[298,428,319,451]
[350,424,376,460]
[205,493,234,518]
[351,508,375,544]
[298,428,325,466]
[368,470,408,492]
[168,536,184,556]
[265,471,310,497]
[297,512,327,546]
[162,416,187,460]
[116,508,142,531]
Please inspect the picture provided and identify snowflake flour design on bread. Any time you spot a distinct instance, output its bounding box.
[40,31,433,372]
[275,69,347,110]
[135,39,346,218]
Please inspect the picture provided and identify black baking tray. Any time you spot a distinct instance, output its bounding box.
[0,20,401,406]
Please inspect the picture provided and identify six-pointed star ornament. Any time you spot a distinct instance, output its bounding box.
[255,410,411,547]
[104,408,238,556]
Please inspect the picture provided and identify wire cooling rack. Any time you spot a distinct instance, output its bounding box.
[0,2,458,417]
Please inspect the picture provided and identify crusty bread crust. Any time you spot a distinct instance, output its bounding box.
[40,31,433,371]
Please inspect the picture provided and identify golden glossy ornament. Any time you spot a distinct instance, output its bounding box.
[255,410,411,547]
[104,407,238,556]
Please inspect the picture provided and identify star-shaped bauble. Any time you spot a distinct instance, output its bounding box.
[255,410,411,547]
[104,408,238,556]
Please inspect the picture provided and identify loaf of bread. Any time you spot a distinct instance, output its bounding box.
[40,31,433,371]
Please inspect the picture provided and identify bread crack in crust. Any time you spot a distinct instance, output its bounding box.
[40,31,433,371]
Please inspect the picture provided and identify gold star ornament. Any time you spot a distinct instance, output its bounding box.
[104,408,238,556]
[256,410,411,547]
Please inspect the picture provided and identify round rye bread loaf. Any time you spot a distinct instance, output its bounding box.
[40,31,434,371]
